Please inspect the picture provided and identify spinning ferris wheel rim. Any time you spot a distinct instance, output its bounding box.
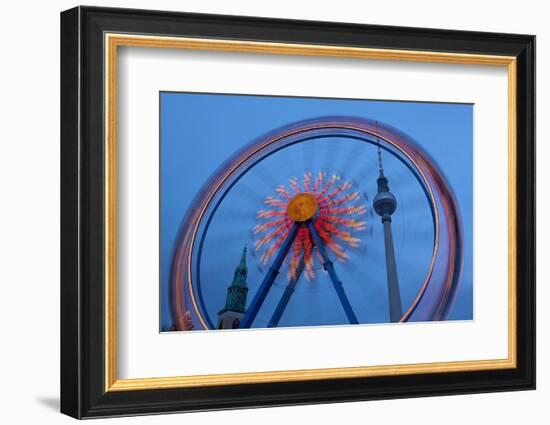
[170,117,462,331]
[176,123,440,329]
[194,132,438,328]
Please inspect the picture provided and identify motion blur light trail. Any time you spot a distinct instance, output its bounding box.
[169,116,463,330]
[254,171,367,281]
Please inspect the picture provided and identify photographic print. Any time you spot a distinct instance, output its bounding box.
[160,92,473,332]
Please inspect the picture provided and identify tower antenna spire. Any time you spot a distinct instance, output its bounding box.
[376,121,384,178]
[373,120,403,323]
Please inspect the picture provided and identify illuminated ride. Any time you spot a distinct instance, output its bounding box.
[169,117,464,331]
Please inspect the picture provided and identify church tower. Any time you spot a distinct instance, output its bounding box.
[217,246,249,329]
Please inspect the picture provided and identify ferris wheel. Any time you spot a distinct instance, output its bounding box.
[169,117,463,331]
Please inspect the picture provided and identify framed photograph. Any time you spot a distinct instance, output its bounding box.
[60,6,535,419]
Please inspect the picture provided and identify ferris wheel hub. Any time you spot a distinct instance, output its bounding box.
[286,192,319,222]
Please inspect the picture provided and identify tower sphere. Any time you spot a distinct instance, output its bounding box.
[373,190,397,216]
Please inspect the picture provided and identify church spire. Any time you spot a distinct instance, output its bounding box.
[232,245,248,288]
[240,245,247,268]
[218,246,249,319]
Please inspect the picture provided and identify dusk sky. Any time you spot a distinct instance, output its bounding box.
[160,92,473,331]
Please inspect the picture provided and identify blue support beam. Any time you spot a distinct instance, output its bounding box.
[240,222,300,328]
[268,255,305,328]
[307,221,359,324]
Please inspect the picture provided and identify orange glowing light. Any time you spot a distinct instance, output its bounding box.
[254,171,368,281]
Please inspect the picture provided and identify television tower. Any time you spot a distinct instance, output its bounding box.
[373,139,403,322]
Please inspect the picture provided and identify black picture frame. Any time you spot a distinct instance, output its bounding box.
[61,5,535,419]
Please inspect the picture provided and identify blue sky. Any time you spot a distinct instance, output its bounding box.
[160,92,473,330]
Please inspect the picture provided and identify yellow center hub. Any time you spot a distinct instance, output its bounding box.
[287,193,319,222]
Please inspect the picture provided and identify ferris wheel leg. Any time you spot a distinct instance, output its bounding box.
[307,222,359,325]
[240,222,300,329]
[267,255,305,328]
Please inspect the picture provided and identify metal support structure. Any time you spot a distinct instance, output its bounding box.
[267,255,305,328]
[307,222,359,324]
[240,222,300,328]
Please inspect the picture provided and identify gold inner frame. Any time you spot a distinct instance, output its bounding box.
[104,33,517,392]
